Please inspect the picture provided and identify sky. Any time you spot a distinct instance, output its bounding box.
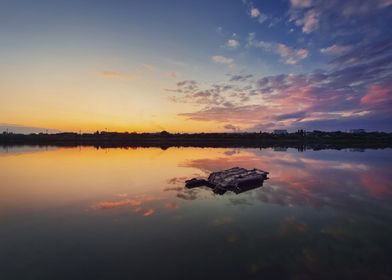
[0,0,391,133]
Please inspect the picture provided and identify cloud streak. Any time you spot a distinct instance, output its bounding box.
[211,55,236,68]
[247,33,308,65]
[320,44,352,55]
[98,70,138,80]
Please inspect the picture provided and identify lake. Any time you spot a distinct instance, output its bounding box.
[1,146,391,279]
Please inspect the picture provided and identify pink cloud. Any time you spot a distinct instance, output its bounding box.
[290,0,312,8]
[320,44,352,55]
[361,84,391,105]
[301,10,319,33]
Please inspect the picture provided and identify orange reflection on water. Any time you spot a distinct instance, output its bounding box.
[1,146,391,217]
[95,195,161,209]
[0,147,225,212]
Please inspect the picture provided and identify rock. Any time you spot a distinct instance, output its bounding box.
[185,167,268,195]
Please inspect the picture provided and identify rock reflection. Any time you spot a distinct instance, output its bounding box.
[165,186,202,200]
[167,176,189,185]
[181,148,392,213]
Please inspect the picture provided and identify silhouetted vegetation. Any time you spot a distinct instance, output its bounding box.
[1,130,392,150]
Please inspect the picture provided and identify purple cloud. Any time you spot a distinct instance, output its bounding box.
[289,0,392,37]
[171,39,392,131]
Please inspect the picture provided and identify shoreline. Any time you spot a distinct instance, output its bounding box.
[1,131,392,150]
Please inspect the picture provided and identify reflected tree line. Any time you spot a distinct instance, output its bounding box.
[1,130,392,150]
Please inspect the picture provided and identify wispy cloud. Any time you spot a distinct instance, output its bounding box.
[242,0,281,27]
[277,43,308,64]
[165,71,178,79]
[211,55,236,68]
[142,64,155,71]
[290,0,313,8]
[223,124,240,132]
[244,0,268,24]
[247,33,308,65]
[225,39,240,49]
[228,74,253,82]
[98,70,138,80]
[301,9,319,33]
[361,84,391,106]
[320,44,352,55]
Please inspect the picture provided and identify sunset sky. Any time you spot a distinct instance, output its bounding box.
[1,0,391,133]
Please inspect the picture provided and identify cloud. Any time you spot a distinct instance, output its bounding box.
[174,39,392,131]
[246,33,272,50]
[225,39,240,49]
[330,39,392,66]
[360,84,392,105]
[300,9,319,33]
[340,0,392,15]
[211,55,236,68]
[247,33,308,65]
[98,70,138,80]
[174,80,198,93]
[167,77,258,107]
[179,105,267,123]
[290,0,313,8]
[275,111,308,121]
[250,7,260,18]
[166,71,178,79]
[244,1,268,24]
[229,74,253,82]
[320,44,352,55]
[223,124,240,132]
[216,26,224,34]
[142,64,155,71]
[379,0,392,8]
[277,43,308,64]
[290,0,392,35]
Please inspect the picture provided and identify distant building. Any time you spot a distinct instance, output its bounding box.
[349,129,365,133]
[273,129,288,135]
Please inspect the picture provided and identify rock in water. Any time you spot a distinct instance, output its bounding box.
[185,167,268,195]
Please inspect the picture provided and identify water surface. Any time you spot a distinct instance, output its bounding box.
[1,146,391,279]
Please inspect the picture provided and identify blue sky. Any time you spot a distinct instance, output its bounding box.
[0,0,391,132]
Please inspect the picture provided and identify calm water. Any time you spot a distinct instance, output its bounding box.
[1,146,392,280]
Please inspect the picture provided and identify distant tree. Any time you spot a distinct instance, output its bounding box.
[160,130,171,136]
